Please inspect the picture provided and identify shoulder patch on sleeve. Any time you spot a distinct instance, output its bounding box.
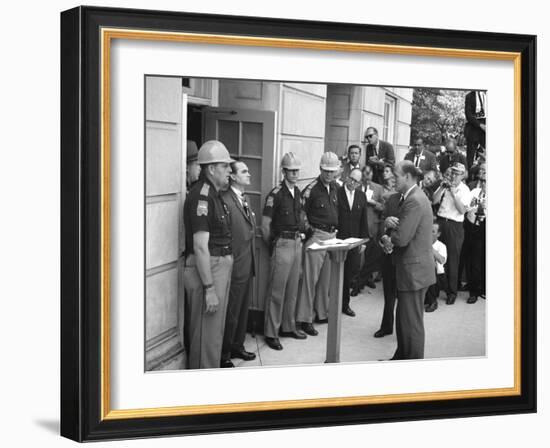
[302,180,317,199]
[197,200,208,216]
[200,183,210,197]
[272,185,281,194]
[266,196,274,207]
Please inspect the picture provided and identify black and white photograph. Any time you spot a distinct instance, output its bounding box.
[145,77,488,371]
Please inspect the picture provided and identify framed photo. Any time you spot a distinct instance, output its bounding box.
[60,6,536,442]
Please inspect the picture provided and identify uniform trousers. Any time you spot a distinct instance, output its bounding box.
[437,218,464,297]
[297,229,335,323]
[380,254,397,334]
[392,287,429,360]
[222,262,253,361]
[264,237,302,338]
[183,254,233,369]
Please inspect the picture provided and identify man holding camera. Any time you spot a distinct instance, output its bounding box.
[432,162,472,305]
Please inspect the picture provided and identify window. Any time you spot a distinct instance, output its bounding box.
[383,94,396,144]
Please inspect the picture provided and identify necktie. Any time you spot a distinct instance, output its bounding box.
[399,194,405,207]
[242,195,250,218]
[414,154,420,167]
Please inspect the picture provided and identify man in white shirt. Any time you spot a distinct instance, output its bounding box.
[432,162,472,304]
[424,222,448,312]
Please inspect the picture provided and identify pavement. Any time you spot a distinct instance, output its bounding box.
[233,283,486,368]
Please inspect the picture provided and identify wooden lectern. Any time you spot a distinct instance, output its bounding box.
[307,238,369,363]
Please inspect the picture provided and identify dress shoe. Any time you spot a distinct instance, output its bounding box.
[230,349,256,361]
[342,306,356,317]
[301,322,318,336]
[480,293,486,300]
[425,301,438,312]
[446,294,456,305]
[467,296,478,304]
[314,316,328,324]
[374,329,392,338]
[365,279,376,289]
[279,330,307,340]
[220,359,235,368]
[350,287,359,297]
[265,337,283,350]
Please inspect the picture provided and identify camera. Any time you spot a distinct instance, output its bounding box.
[440,180,451,189]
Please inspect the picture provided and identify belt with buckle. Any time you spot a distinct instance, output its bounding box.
[313,224,337,233]
[278,230,301,239]
[209,245,232,256]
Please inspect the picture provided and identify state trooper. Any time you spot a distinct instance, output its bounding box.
[183,140,234,369]
[261,152,308,351]
[296,152,340,336]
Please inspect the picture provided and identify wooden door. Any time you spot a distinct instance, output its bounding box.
[203,108,276,315]
[145,76,186,370]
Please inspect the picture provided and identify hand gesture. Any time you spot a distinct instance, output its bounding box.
[385,216,400,229]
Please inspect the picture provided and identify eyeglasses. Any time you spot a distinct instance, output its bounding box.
[348,177,362,184]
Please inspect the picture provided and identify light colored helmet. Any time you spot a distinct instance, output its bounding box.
[197,140,235,165]
[319,151,340,171]
[281,152,301,170]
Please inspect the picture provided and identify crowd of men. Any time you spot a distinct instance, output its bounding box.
[181,90,487,369]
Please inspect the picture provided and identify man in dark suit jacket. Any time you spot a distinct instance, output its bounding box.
[340,144,363,181]
[404,138,437,174]
[220,161,257,367]
[364,126,395,184]
[381,161,435,360]
[337,168,369,316]
[439,139,467,177]
[464,90,487,171]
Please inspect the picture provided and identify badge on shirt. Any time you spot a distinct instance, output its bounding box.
[197,200,208,216]
[200,183,210,197]
[266,196,274,207]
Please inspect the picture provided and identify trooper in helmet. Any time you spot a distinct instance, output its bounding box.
[261,152,308,351]
[182,140,235,369]
[296,151,340,336]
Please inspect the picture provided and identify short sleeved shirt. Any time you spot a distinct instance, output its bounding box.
[184,178,232,255]
[437,181,471,222]
[302,177,339,228]
[263,182,305,235]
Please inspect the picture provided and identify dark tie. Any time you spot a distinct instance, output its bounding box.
[414,155,420,167]
[242,195,250,218]
[399,194,405,207]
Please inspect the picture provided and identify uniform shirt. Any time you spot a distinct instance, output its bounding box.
[263,181,305,235]
[302,177,339,228]
[433,239,447,274]
[183,177,232,255]
[437,182,471,223]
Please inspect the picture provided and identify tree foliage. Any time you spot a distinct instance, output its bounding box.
[410,88,467,148]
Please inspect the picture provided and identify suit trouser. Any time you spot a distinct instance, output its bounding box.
[222,268,253,361]
[466,131,485,172]
[438,218,464,297]
[264,237,302,338]
[393,287,428,360]
[356,239,384,286]
[297,229,335,323]
[380,254,397,333]
[424,273,448,306]
[342,247,361,310]
[464,220,486,297]
[184,255,233,369]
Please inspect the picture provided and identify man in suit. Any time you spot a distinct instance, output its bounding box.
[464,90,487,171]
[353,164,385,293]
[404,138,437,174]
[381,161,435,360]
[337,168,369,316]
[439,139,467,177]
[364,126,395,184]
[341,144,363,181]
[220,160,257,367]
